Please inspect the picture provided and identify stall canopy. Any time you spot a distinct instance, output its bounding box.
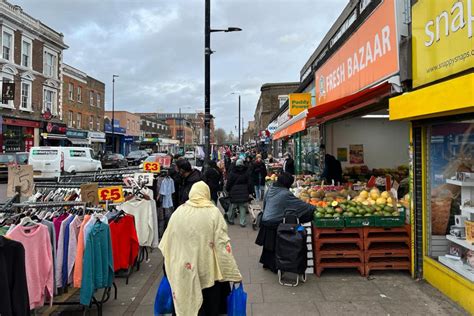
[307,82,392,124]
[273,110,307,140]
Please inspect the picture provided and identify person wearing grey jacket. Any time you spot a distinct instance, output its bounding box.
[255,172,314,272]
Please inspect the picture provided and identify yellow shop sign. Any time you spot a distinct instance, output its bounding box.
[412,0,474,87]
[289,93,312,116]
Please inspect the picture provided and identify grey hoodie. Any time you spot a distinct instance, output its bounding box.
[261,184,314,224]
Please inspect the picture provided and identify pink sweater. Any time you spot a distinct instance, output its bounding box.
[7,224,54,310]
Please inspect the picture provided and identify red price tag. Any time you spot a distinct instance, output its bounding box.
[156,156,171,168]
[143,161,161,173]
[98,186,124,202]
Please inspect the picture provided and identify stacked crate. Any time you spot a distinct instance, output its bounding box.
[302,222,314,274]
[312,227,365,276]
[363,225,411,275]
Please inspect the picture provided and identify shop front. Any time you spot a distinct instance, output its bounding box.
[88,131,106,153]
[66,129,89,147]
[40,121,67,147]
[105,121,125,154]
[1,117,39,153]
[140,137,159,153]
[122,136,136,156]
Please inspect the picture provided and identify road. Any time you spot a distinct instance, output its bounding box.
[0,183,7,201]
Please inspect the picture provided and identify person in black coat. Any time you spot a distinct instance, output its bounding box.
[176,159,202,206]
[203,160,223,204]
[250,154,267,201]
[225,159,252,227]
[283,153,295,175]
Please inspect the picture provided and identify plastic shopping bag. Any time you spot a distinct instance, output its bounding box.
[227,283,247,316]
[154,276,174,315]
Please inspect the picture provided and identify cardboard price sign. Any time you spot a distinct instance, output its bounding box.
[143,161,160,173]
[80,183,99,205]
[156,156,171,168]
[98,186,124,202]
[7,165,34,197]
[133,173,154,187]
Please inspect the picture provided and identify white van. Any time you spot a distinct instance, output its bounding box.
[29,147,102,178]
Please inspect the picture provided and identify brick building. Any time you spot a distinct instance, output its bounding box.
[253,82,299,137]
[62,64,105,150]
[137,113,171,152]
[0,1,68,152]
[155,112,215,146]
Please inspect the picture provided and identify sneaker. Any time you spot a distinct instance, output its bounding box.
[224,214,234,225]
[240,224,246,228]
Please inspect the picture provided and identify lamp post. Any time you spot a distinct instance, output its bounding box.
[204,0,241,166]
[111,74,119,153]
[231,92,241,147]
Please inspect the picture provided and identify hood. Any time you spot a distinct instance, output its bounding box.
[186,181,214,208]
[266,184,288,199]
[185,169,202,183]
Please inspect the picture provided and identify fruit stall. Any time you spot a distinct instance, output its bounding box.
[289,181,412,276]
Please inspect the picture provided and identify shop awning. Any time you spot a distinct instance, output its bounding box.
[68,138,90,145]
[390,73,474,121]
[273,110,307,140]
[90,138,106,143]
[307,82,392,124]
[41,133,67,140]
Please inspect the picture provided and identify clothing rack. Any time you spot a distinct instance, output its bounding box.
[0,200,118,316]
[35,182,132,188]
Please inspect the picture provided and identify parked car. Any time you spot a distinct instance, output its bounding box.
[0,153,18,180]
[126,150,149,166]
[29,147,102,179]
[184,151,195,160]
[102,153,129,169]
[144,148,153,155]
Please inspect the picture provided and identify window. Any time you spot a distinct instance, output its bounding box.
[1,77,14,108]
[68,83,74,100]
[77,113,82,129]
[89,91,94,106]
[43,49,57,77]
[77,86,82,102]
[127,119,130,130]
[97,93,101,108]
[43,88,57,115]
[96,117,100,131]
[68,111,73,128]
[2,31,12,61]
[20,82,31,111]
[89,116,94,130]
[21,38,32,68]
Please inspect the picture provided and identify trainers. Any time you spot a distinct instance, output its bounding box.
[240,224,246,228]
[224,214,234,225]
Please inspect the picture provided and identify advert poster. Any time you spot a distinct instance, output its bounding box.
[337,148,348,162]
[349,144,364,164]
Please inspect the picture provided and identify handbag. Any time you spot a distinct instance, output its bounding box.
[227,283,247,316]
[154,276,174,315]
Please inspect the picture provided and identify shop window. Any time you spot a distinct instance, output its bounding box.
[426,119,474,281]
[20,82,32,111]
[77,86,82,102]
[89,116,94,130]
[2,30,12,61]
[43,88,57,115]
[21,37,32,68]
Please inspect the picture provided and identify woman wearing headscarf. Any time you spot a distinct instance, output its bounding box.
[255,172,314,273]
[159,181,242,316]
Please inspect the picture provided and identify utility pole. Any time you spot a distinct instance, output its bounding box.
[111,74,119,153]
[238,95,241,147]
[204,0,211,166]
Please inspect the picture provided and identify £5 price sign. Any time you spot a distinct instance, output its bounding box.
[143,161,160,173]
[98,186,124,202]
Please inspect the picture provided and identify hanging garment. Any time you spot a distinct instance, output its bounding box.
[109,214,139,271]
[7,224,54,310]
[73,214,91,288]
[159,181,242,316]
[66,216,82,285]
[41,219,57,295]
[55,214,73,289]
[160,177,175,208]
[0,236,30,316]
[61,215,76,288]
[80,221,114,306]
[52,213,68,246]
[118,199,155,247]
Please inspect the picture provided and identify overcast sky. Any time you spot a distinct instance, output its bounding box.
[15,0,347,133]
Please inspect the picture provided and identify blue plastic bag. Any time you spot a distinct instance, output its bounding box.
[227,283,247,316]
[154,276,174,315]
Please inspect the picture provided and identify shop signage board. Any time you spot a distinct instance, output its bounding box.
[155,156,171,168]
[315,0,399,105]
[133,173,154,187]
[98,186,124,202]
[66,130,88,139]
[277,108,290,127]
[412,0,474,88]
[7,165,33,197]
[289,93,312,116]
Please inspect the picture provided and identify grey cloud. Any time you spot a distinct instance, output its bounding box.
[14,0,347,132]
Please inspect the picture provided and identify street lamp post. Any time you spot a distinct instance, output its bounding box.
[204,0,241,166]
[112,74,119,153]
[231,92,241,146]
